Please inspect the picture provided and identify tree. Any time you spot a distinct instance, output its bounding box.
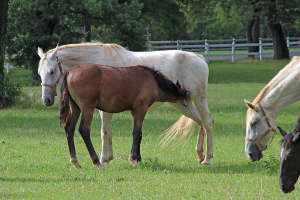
[142,0,188,40]
[247,0,261,57]
[177,0,300,59]
[0,0,9,106]
[262,0,288,59]
[6,0,146,84]
[7,0,83,83]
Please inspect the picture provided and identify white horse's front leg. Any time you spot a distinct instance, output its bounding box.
[99,111,114,165]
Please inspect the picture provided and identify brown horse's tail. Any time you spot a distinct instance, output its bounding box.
[60,72,70,125]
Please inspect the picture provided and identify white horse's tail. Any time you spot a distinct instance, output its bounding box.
[160,115,197,146]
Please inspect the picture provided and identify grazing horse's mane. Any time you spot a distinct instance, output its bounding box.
[252,56,300,105]
[140,66,188,99]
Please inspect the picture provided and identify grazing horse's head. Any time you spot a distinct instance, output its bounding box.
[278,126,300,193]
[244,100,276,162]
[37,46,62,106]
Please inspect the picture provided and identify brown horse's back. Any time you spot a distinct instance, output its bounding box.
[67,63,159,113]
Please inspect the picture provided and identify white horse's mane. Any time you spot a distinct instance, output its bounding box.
[38,42,133,72]
[252,56,300,104]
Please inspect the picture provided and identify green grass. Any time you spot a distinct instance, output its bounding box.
[6,67,32,86]
[1,58,300,199]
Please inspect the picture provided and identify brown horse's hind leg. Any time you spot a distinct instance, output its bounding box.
[64,101,81,168]
[129,107,147,167]
[79,108,103,168]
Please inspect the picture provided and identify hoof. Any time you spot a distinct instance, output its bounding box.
[94,163,104,169]
[128,156,138,167]
[70,159,81,168]
[201,159,211,165]
[100,155,113,166]
[197,155,205,164]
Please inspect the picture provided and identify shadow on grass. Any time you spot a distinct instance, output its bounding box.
[0,176,94,183]
[121,157,276,175]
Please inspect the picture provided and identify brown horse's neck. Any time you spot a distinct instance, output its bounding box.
[141,66,187,103]
[157,89,180,103]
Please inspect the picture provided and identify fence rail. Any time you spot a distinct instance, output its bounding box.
[147,37,300,62]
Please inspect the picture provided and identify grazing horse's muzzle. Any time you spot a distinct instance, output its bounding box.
[43,96,54,106]
[245,142,263,161]
[280,182,295,193]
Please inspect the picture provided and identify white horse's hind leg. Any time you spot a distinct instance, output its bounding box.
[196,126,205,163]
[194,97,214,165]
[99,111,114,165]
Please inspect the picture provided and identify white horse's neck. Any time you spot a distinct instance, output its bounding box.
[56,43,141,71]
[258,57,300,119]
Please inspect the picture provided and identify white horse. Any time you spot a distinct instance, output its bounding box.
[244,56,300,161]
[37,42,214,166]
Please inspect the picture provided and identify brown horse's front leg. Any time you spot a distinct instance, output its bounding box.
[79,109,103,168]
[129,108,147,167]
[64,104,81,168]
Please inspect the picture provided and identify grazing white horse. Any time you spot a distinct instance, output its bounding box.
[244,56,300,162]
[37,42,214,165]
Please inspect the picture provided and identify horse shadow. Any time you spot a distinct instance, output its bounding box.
[120,157,277,175]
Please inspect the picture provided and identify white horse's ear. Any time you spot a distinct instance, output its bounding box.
[244,99,258,111]
[48,45,59,61]
[37,47,44,58]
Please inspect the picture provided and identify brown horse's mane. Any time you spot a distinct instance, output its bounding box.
[140,66,188,99]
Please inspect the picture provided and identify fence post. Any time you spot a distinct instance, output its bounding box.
[147,41,152,51]
[204,39,209,63]
[259,37,263,60]
[286,36,290,48]
[176,40,180,50]
[232,38,235,63]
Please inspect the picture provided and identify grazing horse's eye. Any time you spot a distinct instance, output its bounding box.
[251,119,259,127]
[50,70,55,75]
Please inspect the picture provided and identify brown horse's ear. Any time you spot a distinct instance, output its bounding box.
[278,126,287,137]
[176,80,181,88]
[292,132,300,143]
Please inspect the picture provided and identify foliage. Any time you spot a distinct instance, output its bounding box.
[91,0,146,50]
[142,0,189,40]
[6,0,146,82]
[6,0,83,82]
[0,76,21,108]
[177,0,300,39]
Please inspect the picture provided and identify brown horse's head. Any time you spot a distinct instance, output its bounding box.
[278,126,300,193]
[175,81,190,107]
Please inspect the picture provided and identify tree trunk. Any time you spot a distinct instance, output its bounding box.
[267,0,289,59]
[268,23,289,59]
[0,0,9,80]
[83,14,91,42]
[247,0,260,58]
[0,0,9,107]
[247,17,260,58]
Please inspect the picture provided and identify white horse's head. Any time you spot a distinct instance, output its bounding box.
[38,46,62,106]
[244,99,276,162]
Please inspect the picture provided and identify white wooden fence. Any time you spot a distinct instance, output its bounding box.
[147,37,300,62]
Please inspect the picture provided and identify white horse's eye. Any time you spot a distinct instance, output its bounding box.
[50,69,55,75]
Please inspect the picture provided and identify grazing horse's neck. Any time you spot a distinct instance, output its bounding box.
[258,58,300,119]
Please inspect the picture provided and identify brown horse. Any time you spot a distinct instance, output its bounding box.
[59,63,190,168]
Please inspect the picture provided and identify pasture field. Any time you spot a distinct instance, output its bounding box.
[1,58,300,199]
